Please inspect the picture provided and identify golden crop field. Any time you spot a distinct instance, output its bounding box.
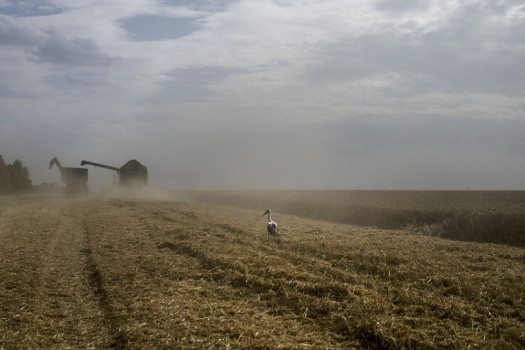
[0,193,524,348]
[187,190,525,247]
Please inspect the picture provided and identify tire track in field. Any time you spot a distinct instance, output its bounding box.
[123,202,388,343]
[139,204,328,274]
[127,203,338,345]
[81,225,129,349]
[141,202,377,285]
[0,201,119,348]
[143,205,357,301]
[33,203,117,349]
[141,203,385,328]
[144,204,359,286]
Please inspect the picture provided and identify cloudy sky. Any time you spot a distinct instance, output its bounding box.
[1,0,525,190]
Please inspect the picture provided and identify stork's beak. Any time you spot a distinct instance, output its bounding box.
[263,210,269,215]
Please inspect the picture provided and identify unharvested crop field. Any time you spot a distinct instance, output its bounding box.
[1,193,524,348]
[187,190,525,247]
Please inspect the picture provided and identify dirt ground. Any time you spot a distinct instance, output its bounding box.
[0,195,524,349]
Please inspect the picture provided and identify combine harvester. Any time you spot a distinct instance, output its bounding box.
[49,157,88,196]
[80,159,148,188]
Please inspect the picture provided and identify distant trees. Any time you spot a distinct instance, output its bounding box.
[0,155,33,194]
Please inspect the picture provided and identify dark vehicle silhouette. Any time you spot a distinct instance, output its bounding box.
[49,157,88,195]
[80,159,148,187]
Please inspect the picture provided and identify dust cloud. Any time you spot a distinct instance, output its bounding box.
[97,186,175,202]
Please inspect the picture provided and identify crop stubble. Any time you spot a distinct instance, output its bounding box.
[0,197,524,348]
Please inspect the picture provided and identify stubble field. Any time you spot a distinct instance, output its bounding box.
[0,193,524,349]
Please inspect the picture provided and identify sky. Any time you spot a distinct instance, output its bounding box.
[1,0,525,190]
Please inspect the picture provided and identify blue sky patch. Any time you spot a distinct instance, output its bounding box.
[121,15,200,41]
[159,0,235,12]
[0,3,63,17]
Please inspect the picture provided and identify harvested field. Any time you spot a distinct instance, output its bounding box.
[1,195,524,348]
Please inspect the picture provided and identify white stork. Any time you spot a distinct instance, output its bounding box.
[263,209,278,235]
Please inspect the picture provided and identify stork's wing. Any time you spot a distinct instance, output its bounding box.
[267,222,278,235]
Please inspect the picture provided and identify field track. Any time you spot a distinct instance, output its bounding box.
[0,196,524,349]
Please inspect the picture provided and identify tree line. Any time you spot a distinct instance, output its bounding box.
[0,155,33,194]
